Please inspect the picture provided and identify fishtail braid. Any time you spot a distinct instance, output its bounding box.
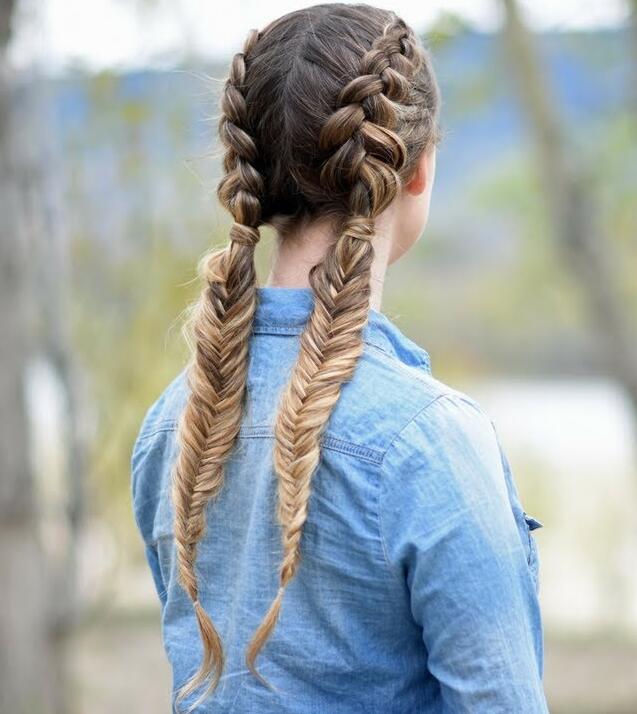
[171,27,265,711]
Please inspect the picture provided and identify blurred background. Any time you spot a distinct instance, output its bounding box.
[1,1,636,712]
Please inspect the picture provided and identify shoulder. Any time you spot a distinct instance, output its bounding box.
[380,387,503,482]
[130,367,189,543]
[376,383,545,611]
[356,319,512,525]
[332,318,496,462]
[377,384,513,542]
[132,367,189,445]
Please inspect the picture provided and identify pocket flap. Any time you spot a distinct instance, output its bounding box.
[523,512,544,531]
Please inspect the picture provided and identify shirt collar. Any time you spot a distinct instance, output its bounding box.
[252,286,432,374]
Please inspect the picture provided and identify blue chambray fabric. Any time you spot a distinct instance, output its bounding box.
[131,286,549,713]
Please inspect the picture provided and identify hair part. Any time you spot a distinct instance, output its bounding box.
[171,3,440,709]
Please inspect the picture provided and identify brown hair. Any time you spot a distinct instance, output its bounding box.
[171,3,440,709]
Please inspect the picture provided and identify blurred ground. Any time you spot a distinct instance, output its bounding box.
[68,613,637,714]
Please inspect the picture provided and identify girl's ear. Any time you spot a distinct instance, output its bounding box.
[404,147,434,196]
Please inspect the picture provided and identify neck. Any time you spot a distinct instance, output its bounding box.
[265,214,393,312]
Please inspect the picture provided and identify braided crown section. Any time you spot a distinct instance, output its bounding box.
[318,18,423,217]
[217,28,264,248]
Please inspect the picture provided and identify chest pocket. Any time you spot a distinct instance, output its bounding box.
[522,511,543,592]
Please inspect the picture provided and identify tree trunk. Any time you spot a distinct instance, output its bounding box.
[0,73,59,714]
[499,0,637,416]
[0,3,67,710]
[631,0,637,108]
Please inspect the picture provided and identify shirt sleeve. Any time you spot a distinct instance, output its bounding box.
[130,396,171,611]
[144,542,168,609]
[379,392,549,713]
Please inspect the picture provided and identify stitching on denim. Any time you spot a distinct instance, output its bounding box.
[493,422,543,589]
[252,325,306,334]
[364,340,432,377]
[252,323,432,373]
[240,426,384,464]
[323,436,383,464]
[135,423,178,442]
[376,392,456,583]
[137,420,384,465]
[523,513,540,570]
[252,325,399,359]
[379,392,456,464]
[525,524,540,591]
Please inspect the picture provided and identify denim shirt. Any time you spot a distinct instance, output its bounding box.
[131,286,549,713]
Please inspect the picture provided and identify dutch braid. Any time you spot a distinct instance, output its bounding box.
[171,28,264,711]
[244,17,425,687]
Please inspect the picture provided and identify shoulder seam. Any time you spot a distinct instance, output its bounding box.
[364,341,432,380]
[135,420,179,443]
[375,391,455,584]
[375,389,498,584]
[133,419,385,464]
[380,391,454,465]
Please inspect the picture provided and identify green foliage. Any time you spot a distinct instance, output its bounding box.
[590,113,637,305]
[472,109,637,344]
[71,230,199,546]
[425,12,473,51]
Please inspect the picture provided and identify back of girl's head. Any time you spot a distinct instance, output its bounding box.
[236,3,440,230]
[172,4,440,711]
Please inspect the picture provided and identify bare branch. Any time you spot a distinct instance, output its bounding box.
[500,0,637,413]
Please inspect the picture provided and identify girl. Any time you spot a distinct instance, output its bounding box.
[131,4,549,712]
